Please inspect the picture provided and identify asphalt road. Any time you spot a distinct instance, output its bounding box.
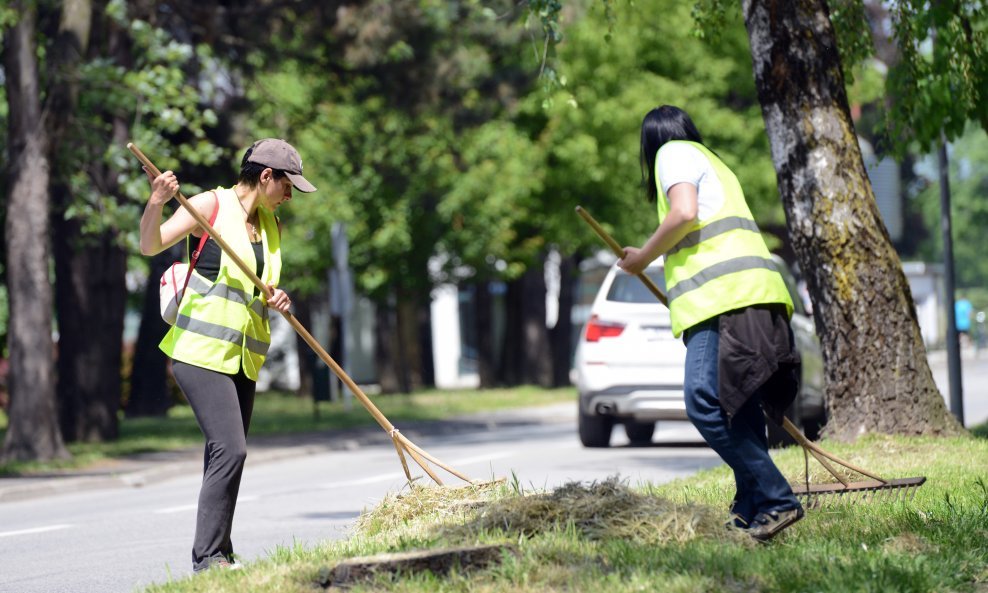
[0,406,718,593]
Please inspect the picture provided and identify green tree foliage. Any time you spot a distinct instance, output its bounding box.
[240,0,537,300]
[914,126,988,291]
[886,1,988,153]
[693,0,987,156]
[437,120,545,282]
[535,0,778,254]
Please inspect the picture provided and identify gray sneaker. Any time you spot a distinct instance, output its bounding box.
[748,507,804,542]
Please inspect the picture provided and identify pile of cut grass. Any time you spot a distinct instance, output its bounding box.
[356,476,750,547]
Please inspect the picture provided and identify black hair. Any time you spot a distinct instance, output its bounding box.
[639,105,704,203]
[238,146,287,187]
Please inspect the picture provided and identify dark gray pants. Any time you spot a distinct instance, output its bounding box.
[172,361,255,571]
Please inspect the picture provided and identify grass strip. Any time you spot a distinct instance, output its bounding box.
[0,386,575,476]
[141,433,987,593]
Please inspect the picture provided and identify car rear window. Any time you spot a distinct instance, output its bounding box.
[605,270,667,303]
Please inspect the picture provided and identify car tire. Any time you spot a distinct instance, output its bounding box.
[578,408,613,448]
[624,421,655,445]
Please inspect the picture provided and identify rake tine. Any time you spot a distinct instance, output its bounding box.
[402,443,444,486]
[391,434,413,485]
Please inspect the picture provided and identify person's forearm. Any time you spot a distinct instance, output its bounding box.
[139,202,165,256]
[640,207,696,261]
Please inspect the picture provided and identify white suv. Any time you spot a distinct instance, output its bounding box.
[574,256,824,447]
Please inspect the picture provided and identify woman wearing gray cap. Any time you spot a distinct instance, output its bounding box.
[139,139,317,571]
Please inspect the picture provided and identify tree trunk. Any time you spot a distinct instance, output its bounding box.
[499,259,553,387]
[474,281,497,387]
[521,257,553,387]
[395,295,422,392]
[742,0,962,439]
[53,214,127,441]
[1,3,70,462]
[374,299,402,393]
[549,254,578,387]
[499,278,523,386]
[127,246,181,417]
[48,0,127,440]
[416,298,435,388]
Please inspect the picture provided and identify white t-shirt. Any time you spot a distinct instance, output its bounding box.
[655,142,724,221]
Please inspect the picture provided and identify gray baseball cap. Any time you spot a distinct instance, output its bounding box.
[247,138,317,193]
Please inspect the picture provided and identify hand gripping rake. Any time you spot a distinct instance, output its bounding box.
[575,205,926,507]
[130,142,477,488]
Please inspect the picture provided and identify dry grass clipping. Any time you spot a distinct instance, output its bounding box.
[355,481,506,537]
[446,476,751,546]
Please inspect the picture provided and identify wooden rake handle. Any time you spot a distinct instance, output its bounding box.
[574,206,668,307]
[130,142,473,486]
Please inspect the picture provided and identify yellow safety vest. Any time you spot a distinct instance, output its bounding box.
[657,141,792,337]
[160,187,282,380]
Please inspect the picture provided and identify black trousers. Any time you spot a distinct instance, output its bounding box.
[172,361,256,571]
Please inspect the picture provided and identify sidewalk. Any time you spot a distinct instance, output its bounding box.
[0,403,575,504]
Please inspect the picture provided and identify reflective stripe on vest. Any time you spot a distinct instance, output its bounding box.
[186,273,267,318]
[175,314,270,356]
[656,141,792,336]
[667,216,761,257]
[665,255,779,302]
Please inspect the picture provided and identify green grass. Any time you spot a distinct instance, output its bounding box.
[0,386,575,476]
[138,432,988,593]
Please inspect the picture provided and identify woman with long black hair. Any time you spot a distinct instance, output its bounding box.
[619,106,804,541]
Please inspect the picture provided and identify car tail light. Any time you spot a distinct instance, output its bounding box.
[584,315,625,342]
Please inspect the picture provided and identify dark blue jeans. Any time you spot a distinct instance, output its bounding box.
[683,318,801,524]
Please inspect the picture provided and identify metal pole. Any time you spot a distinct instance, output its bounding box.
[938,135,964,425]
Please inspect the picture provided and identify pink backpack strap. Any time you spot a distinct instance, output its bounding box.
[180,191,220,297]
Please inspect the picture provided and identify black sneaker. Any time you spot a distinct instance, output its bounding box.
[748,507,804,542]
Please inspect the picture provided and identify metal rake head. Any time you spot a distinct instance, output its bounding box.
[792,477,927,509]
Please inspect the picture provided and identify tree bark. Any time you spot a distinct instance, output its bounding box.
[474,281,497,387]
[499,278,523,386]
[499,258,553,387]
[416,298,435,388]
[521,257,553,387]
[395,295,422,392]
[50,2,130,441]
[127,247,181,417]
[1,3,70,462]
[549,254,578,387]
[742,0,963,439]
[53,216,126,441]
[374,299,402,394]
